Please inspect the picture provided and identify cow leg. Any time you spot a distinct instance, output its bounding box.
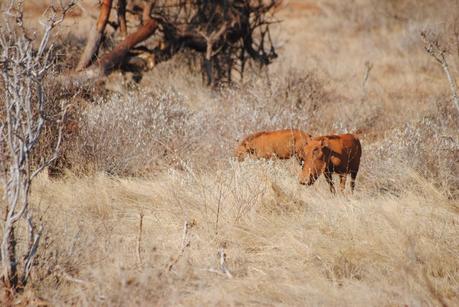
[339,174,347,192]
[350,171,358,193]
[324,172,335,194]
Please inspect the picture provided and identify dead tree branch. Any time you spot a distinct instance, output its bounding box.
[76,0,113,71]
[99,2,158,75]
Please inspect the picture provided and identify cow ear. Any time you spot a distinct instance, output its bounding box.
[320,138,329,148]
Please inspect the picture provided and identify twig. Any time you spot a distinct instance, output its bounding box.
[218,248,233,278]
[207,247,233,279]
[166,220,194,272]
[205,268,226,276]
[136,213,144,267]
[215,180,223,235]
[180,220,190,250]
[60,271,89,285]
[362,60,373,90]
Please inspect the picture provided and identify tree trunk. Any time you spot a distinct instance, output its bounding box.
[1,220,17,296]
[75,0,113,71]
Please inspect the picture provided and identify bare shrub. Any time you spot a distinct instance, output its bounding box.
[72,89,196,175]
[0,0,74,299]
[361,112,459,197]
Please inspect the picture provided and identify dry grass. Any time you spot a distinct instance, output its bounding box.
[29,161,458,306]
[1,0,459,306]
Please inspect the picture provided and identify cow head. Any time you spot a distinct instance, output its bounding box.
[294,134,311,162]
[299,138,329,185]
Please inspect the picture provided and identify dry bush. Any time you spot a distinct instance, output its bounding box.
[362,110,459,198]
[9,29,100,177]
[32,81,81,174]
[70,89,195,175]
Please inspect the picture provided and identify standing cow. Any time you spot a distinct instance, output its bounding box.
[235,129,312,164]
[299,134,361,193]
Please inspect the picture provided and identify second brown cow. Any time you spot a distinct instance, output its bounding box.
[235,129,312,163]
[299,134,362,193]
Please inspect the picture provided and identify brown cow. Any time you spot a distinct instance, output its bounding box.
[235,129,312,163]
[299,134,361,193]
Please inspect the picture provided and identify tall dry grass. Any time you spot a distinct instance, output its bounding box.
[29,160,458,306]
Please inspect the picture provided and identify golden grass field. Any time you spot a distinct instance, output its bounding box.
[3,0,459,306]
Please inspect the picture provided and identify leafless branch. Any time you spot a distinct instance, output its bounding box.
[218,248,233,278]
[166,220,195,272]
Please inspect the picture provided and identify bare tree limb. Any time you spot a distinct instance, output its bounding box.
[76,0,113,71]
[99,19,158,75]
[207,247,233,279]
[98,1,158,75]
